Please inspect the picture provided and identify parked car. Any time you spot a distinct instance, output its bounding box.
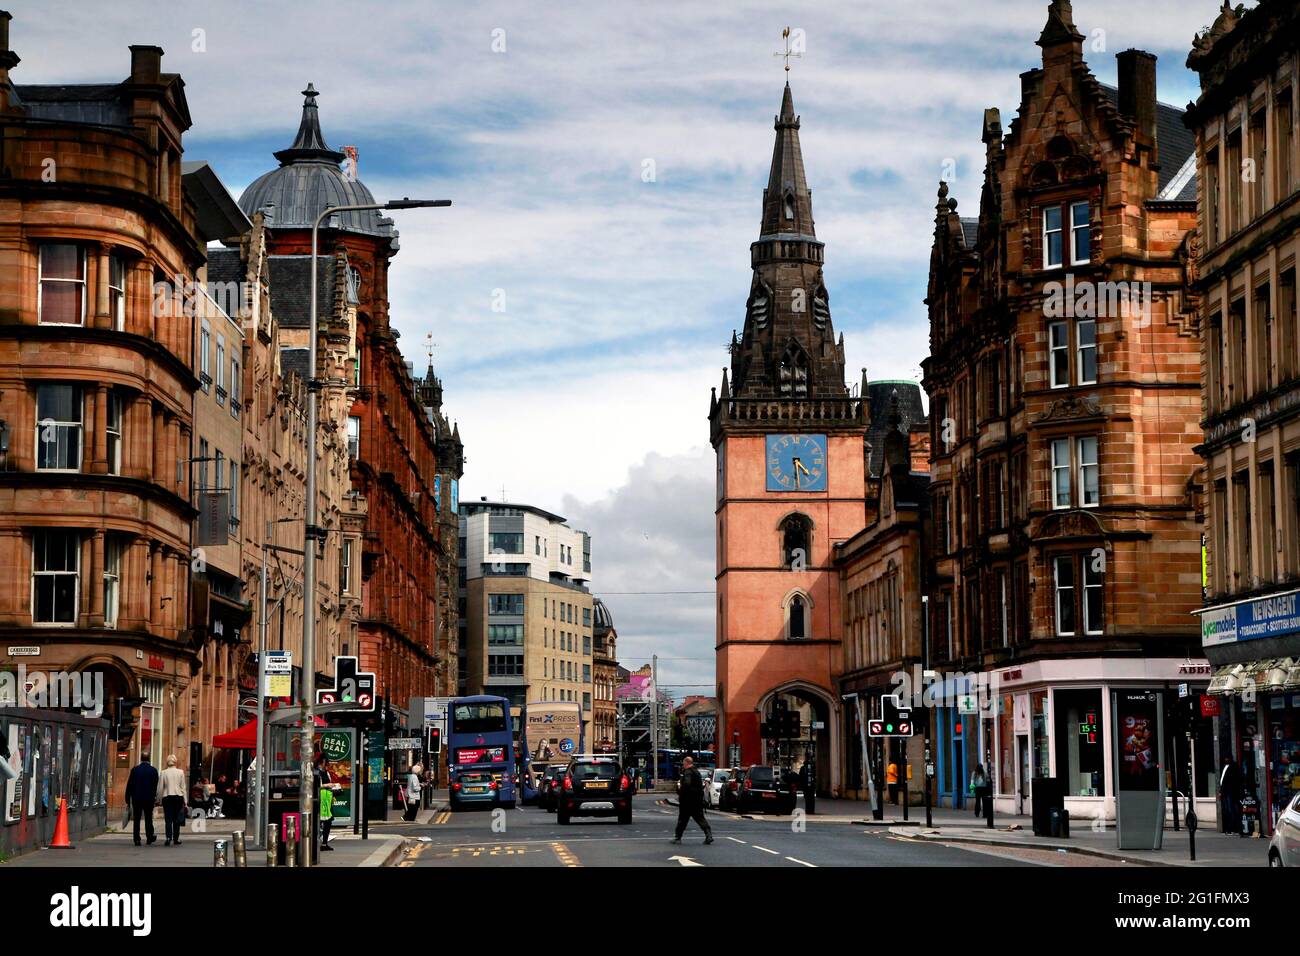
[450,768,509,811]
[706,768,732,808]
[732,765,797,815]
[1269,792,1300,867]
[557,756,634,825]
[537,764,567,812]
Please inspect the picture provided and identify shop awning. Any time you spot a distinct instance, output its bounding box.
[212,720,258,750]
[1206,658,1300,696]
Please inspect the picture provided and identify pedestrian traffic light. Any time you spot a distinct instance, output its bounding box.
[426,726,442,754]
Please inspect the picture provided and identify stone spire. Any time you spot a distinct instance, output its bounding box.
[273,83,346,166]
[760,83,815,240]
[1037,0,1085,52]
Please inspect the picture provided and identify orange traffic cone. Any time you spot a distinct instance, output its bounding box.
[48,796,74,849]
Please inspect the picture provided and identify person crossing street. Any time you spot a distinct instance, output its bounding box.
[672,756,713,845]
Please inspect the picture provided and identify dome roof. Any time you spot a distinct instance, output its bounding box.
[237,84,395,239]
[592,598,614,630]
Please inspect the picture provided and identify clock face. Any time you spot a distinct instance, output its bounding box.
[766,434,828,492]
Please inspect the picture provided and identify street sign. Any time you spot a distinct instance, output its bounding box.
[316,656,376,712]
[868,694,912,738]
[264,650,292,698]
[957,694,978,715]
[386,737,421,751]
[6,646,39,657]
[1178,683,1189,699]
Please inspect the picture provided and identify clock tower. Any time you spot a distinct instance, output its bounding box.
[709,83,869,791]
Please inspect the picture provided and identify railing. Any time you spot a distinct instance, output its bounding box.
[717,396,863,424]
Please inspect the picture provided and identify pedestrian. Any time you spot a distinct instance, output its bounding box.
[1219,754,1242,834]
[125,752,159,846]
[157,754,188,846]
[320,783,338,851]
[404,763,423,822]
[672,756,713,845]
[886,759,900,805]
[799,753,816,815]
[969,764,988,816]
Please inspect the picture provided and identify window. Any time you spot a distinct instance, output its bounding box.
[1049,322,1069,388]
[1043,206,1064,269]
[347,416,360,460]
[103,536,122,629]
[489,532,523,554]
[1250,109,1267,214]
[230,357,241,417]
[105,391,123,476]
[229,461,239,529]
[340,538,353,594]
[1278,90,1295,200]
[200,324,211,391]
[488,624,524,646]
[32,530,80,625]
[1078,436,1099,507]
[583,634,591,654]
[1052,438,1071,509]
[535,535,542,556]
[1069,201,1090,264]
[1206,147,1221,244]
[780,513,812,568]
[38,244,86,325]
[1077,319,1097,384]
[998,570,1009,647]
[1227,127,1243,235]
[488,593,524,616]
[786,592,809,640]
[1254,283,1273,395]
[583,692,591,712]
[198,439,209,492]
[215,337,226,405]
[488,654,524,678]
[108,255,127,331]
[35,384,83,471]
[215,450,224,499]
[583,664,591,683]
[582,607,591,628]
[1083,554,1104,634]
[1053,556,1076,636]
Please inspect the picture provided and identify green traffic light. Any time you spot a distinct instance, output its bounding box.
[885,724,894,733]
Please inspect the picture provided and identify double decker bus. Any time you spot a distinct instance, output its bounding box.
[447,695,517,810]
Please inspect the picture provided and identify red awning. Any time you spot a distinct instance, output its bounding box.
[212,720,258,750]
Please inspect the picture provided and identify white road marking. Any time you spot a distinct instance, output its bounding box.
[669,855,703,866]
[752,845,779,855]
[786,856,816,867]
[727,837,747,844]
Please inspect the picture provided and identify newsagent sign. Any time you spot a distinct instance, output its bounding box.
[1198,588,1300,648]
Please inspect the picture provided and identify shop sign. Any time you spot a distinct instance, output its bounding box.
[1200,589,1300,647]
[6,646,39,657]
[1199,695,1221,718]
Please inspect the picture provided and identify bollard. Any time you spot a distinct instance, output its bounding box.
[232,830,247,867]
[213,839,228,867]
[266,823,279,868]
[300,812,313,867]
[284,826,298,868]
[1187,810,1198,862]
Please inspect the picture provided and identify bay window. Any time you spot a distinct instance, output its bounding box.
[32,529,80,625]
[36,384,83,471]
[106,391,123,476]
[109,255,127,330]
[103,536,122,629]
[38,244,86,325]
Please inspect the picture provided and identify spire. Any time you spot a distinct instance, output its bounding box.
[760,82,814,239]
[1037,0,1084,51]
[720,367,730,400]
[274,83,346,166]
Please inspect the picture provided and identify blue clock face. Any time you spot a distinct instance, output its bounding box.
[766,434,828,492]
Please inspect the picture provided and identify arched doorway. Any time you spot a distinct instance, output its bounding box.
[756,682,839,796]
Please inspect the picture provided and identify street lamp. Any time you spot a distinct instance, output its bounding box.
[299,197,451,866]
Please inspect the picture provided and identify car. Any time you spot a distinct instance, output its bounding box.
[1269,792,1300,867]
[732,765,797,815]
[450,768,512,811]
[537,764,567,812]
[706,768,732,809]
[556,756,634,825]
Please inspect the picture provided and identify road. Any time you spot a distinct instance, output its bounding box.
[397,794,1075,867]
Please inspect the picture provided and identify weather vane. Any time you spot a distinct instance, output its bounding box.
[774,26,801,75]
[424,332,436,363]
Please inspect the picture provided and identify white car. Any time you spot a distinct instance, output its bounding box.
[1268,792,1300,867]
[706,768,732,808]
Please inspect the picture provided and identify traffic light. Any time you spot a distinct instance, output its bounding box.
[113,696,147,746]
[868,694,912,738]
[426,726,442,754]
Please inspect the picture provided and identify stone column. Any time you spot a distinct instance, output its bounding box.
[151,407,165,485]
[135,260,154,339]
[178,424,192,500]
[87,529,105,627]
[89,384,109,474]
[94,244,112,330]
[166,415,180,495]
[149,544,164,631]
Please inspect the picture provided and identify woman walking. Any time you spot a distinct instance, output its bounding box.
[157,755,188,846]
[404,763,423,822]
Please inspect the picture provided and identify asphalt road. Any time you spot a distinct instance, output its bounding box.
[398,794,1044,868]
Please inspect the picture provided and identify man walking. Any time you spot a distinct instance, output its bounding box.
[672,756,713,845]
[125,753,159,846]
[157,754,187,846]
[1219,754,1242,834]
[799,753,816,815]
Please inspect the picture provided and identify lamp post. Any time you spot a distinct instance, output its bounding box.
[300,197,451,866]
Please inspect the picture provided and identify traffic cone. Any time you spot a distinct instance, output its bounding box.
[48,796,74,849]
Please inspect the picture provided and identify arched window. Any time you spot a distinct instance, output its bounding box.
[778,344,809,397]
[782,589,813,641]
[784,192,796,221]
[779,513,812,569]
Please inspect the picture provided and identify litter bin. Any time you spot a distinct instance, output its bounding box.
[1049,807,1070,838]
[1031,776,1065,837]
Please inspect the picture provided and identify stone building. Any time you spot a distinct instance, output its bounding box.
[591,597,619,753]
[1186,0,1300,838]
[236,86,461,719]
[922,0,1208,821]
[0,22,230,802]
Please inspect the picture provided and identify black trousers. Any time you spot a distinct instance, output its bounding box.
[675,803,711,839]
[132,799,155,844]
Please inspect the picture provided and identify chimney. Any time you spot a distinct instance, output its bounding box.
[1020,70,1042,108]
[129,44,163,84]
[1117,49,1158,146]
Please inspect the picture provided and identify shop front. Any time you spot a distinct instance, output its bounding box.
[1200,587,1300,836]
[986,657,1214,824]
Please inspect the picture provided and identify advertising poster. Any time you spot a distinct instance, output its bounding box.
[525,702,582,768]
[366,731,385,802]
[319,729,353,819]
[1116,691,1159,791]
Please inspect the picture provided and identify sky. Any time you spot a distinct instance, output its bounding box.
[8,0,1224,696]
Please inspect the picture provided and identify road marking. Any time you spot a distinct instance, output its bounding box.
[669,855,703,866]
[551,841,581,867]
[785,856,816,867]
[398,842,428,867]
[433,810,451,825]
[726,837,747,844]
[752,845,779,855]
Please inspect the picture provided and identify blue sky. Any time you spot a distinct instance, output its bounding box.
[9,0,1225,694]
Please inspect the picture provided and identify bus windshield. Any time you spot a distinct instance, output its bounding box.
[452,701,507,734]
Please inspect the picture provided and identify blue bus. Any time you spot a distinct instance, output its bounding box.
[447,695,518,810]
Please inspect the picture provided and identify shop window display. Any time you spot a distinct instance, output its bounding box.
[1054,688,1104,795]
